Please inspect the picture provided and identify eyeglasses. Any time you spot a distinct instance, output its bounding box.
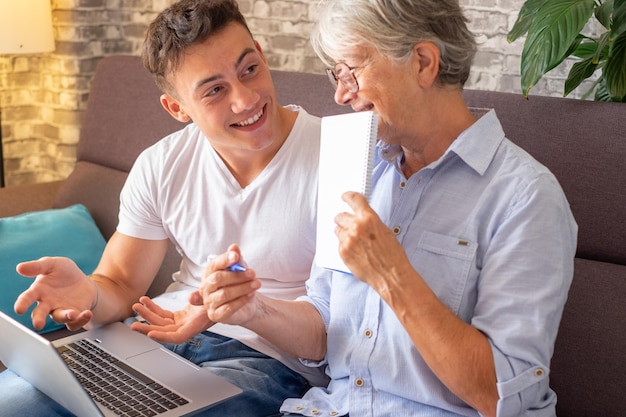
[325,62,360,93]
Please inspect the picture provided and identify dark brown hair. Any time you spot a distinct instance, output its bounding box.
[142,0,251,94]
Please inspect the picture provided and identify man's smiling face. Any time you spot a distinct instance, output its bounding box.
[163,22,281,155]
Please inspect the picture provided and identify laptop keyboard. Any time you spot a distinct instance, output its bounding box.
[56,338,189,416]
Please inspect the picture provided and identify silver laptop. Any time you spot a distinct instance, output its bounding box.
[0,310,242,416]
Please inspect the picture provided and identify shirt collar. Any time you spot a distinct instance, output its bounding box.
[447,109,505,175]
[378,109,506,176]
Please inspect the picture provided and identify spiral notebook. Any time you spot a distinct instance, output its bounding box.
[315,111,378,273]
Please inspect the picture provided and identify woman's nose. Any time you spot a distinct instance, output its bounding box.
[334,82,356,106]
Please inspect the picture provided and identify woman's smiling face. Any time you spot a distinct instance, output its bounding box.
[331,46,424,146]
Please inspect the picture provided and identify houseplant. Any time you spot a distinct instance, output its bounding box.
[508,0,626,101]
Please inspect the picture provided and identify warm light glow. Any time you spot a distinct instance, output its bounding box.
[0,0,55,54]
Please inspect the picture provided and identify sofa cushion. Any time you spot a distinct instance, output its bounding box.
[0,204,106,333]
[53,161,128,240]
[0,181,62,219]
[550,257,626,417]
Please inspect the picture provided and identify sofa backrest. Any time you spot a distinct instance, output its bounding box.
[463,89,626,417]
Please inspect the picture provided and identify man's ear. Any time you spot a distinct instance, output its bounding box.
[412,42,440,88]
[160,93,191,123]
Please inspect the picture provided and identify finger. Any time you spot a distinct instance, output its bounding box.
[129,320,150,335]
[26,298,61,329]
[206,248,245,274]
[137,296,173,318]
[341,191,370,212]
[204,252,229,277]
[205,275,260,307]
[204,278,259,315]
[14,289,40,315]
[227,243,240,251]
[15,257,55,277]
[207,292,254,323]
[47,309,92,331]
[130,321,178,337]
[65,310,93,331]
[132,303,173,326]
[30,310,49,331]
[189,290,203,306]
[145,328,191,344]
[202,268,257,298]
[48,308,83,323]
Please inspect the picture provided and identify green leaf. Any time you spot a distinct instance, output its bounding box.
[604,30,626,99]
[564,57,598,96]
[592,32,611,64]
[612,0,626,36]
[594,78,612,100]
[520,0,596,96]
[572,37,600,58]
[564,34,586,59]
[594,0,613,29]
[508,0,550,43]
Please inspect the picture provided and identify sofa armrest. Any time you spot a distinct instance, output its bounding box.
[0,181,63,218]
[0,180,64,373]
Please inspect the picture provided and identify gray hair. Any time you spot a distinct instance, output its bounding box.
[311,0,477,86]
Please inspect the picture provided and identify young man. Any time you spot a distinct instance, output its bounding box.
[194,0,578,416]
[0,0,326,415]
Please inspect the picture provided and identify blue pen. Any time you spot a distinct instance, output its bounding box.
[227,263,247,272]
[206,255,246,272]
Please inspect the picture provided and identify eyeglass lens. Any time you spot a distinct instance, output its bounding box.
[327,63,358,93]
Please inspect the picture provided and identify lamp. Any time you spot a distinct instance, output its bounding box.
[0,0,55,187]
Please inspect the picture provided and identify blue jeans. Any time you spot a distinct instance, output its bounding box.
[0,330,310,416]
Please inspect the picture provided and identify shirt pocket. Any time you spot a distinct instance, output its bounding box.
[412,230,477,315]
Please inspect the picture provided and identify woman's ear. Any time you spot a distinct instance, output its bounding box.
[160,93,191,123]
[412,42,440,88]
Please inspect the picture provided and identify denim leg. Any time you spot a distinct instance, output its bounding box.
[0,369,74,417]
[163,331,311,417]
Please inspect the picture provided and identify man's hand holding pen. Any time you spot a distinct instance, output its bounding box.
[191,243,262,326]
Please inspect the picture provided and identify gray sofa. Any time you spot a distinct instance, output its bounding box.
[1,55,624,416]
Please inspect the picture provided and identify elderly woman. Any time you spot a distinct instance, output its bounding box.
[199,0,577,416]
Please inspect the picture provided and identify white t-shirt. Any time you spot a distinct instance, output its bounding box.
[117,106,325,385]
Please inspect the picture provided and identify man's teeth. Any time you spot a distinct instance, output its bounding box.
[236,109,264,126]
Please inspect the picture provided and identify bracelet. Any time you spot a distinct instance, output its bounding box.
[88,274,102,311]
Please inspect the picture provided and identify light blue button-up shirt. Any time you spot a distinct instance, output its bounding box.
[281,110,577,417]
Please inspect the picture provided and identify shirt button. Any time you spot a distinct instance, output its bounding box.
[399,180,406,188]
[295,406,303,411]
[311,410,319,415]
[364,329,373,338]
[534,368,545,377]
[392,226,400,235]
[330,412,339,416]
[355,377,365,387]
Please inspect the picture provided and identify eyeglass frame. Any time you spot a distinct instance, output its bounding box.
[325,62,360,93]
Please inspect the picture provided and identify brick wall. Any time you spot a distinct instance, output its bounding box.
[0,0,596,186]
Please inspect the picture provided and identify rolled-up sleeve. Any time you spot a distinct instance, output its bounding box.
[474,174,577,416]
[491,343,555,417]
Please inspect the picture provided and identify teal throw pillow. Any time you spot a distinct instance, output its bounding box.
[0,204,106,333]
